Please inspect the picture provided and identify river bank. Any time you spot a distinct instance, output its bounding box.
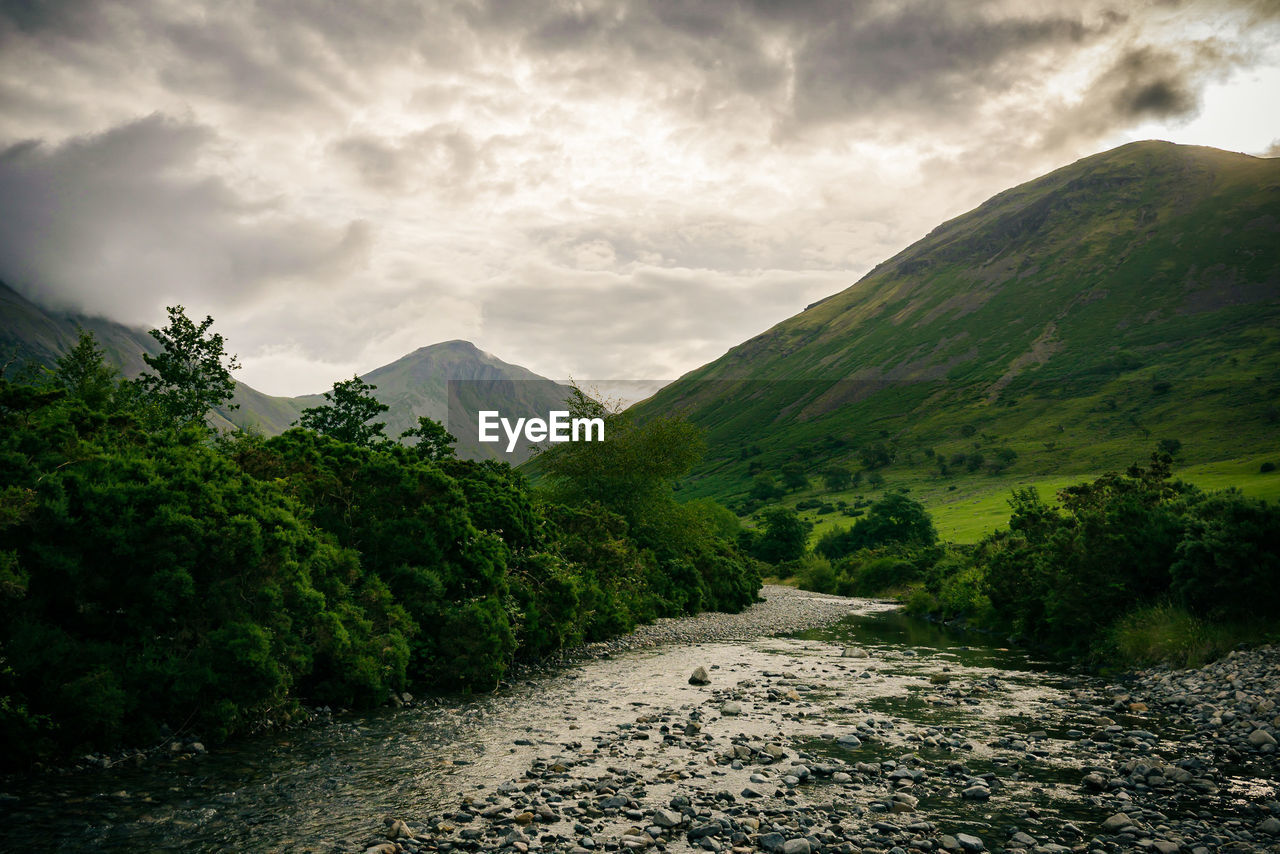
[0,587,1276,853]
[345,590,1280,854]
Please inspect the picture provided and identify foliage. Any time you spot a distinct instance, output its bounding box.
[795,554,837,594]
[750,473,781,501]
[815,493,937,560]
[0,362,759,768]
[779,463,808,491]
[132,306,240,430]
[1170,491,1280,620]
[401,415,458,461]
[535,386,759,616]
[957,453,1280,662]
[1104,601,1249,669]
[746,506,810,564]
[822,467,852,490]
[0,380,410,762]
[228,429,511,688]
[53,330,118,410]
[297,375,390,447]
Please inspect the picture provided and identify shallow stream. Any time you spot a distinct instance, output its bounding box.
[0,599,1218,852]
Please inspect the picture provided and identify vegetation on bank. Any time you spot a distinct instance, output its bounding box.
[0,312,758,768]
[769,452,1279,669]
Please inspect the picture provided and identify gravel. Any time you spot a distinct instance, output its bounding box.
[556,585,885,660]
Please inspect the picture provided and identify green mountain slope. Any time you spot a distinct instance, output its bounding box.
[0,283,569,461]
[635,141,1280,507]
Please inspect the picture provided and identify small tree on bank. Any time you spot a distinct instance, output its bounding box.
[297,375,389,447]
[54,329,118,409]
[133,306,240,430]
[401,415,457,461]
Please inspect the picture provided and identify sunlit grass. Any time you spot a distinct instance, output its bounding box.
[787,453,1280,546]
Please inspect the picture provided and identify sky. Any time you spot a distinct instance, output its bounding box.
[1,0,1277,397]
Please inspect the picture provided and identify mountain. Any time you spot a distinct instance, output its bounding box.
[634,141,1280,504]
[291,340,573,462]
[0,283,569,462]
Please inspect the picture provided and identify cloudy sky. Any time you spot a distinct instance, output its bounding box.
[1,0,1277,395]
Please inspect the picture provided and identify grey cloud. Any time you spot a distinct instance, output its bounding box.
[480,263,850,380]
[1042,40,1243,148]
[787,3,1096,127]
[0,0,101,40]
[1101,46,1202,119]
[0,114,370,321]
[332,126,485,196]
[471,1,1111,132]
[1,0,475,122]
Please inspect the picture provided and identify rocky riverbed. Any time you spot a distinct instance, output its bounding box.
[342,589,1280,854]
[1,587,1276,854]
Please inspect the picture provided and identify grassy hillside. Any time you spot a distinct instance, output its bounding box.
[638,142,1280,517]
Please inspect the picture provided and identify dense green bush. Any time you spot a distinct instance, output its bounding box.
[969,454,1280,661]
[744,506,809,564]
[0,332,759,767]
[1170,491,1280,620]
[815,493,937,561]
[0,383,411,761]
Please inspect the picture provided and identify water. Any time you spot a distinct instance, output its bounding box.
[0,603,1191,851]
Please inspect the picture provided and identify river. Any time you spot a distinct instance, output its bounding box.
[0,592,1273,853]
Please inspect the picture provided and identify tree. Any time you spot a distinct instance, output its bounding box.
[858,442,892,470]
[750,506,810,564]
[779,462,808,491]
[989,447,1018,473]
[401,416,457,461]
[54,330,118,409]
[815,493,937,560]
[822,466,852,490]
[750,472,781,501]
[1156,438,1182,459]
[297,375,389,447]
[134,306,240,429]
[538,385,704,528]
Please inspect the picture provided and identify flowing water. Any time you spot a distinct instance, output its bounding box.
[0,602,1181,852]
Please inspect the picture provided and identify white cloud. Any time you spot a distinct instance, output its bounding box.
[0,0,1276,394]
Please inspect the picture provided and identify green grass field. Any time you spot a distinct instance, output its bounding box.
[784,452,1280,546]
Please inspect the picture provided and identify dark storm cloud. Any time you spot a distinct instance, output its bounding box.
[1103,46,1203,119]
[0,114,370,320]
[464,0,1112,130]
[0,0,99,38]
[787,3,1090,123]
[1043,41,1240,148]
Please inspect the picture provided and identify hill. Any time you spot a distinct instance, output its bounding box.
[292,340,572,462]
[634,141,1280,517]
[0,283,569,461]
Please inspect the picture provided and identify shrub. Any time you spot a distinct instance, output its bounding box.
[795,554,838,595]
[837,555,918,596]
[815,494,937,560]
[748,506,810,564]
[1170,491,1280,620]
[1104,601,1247,669]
